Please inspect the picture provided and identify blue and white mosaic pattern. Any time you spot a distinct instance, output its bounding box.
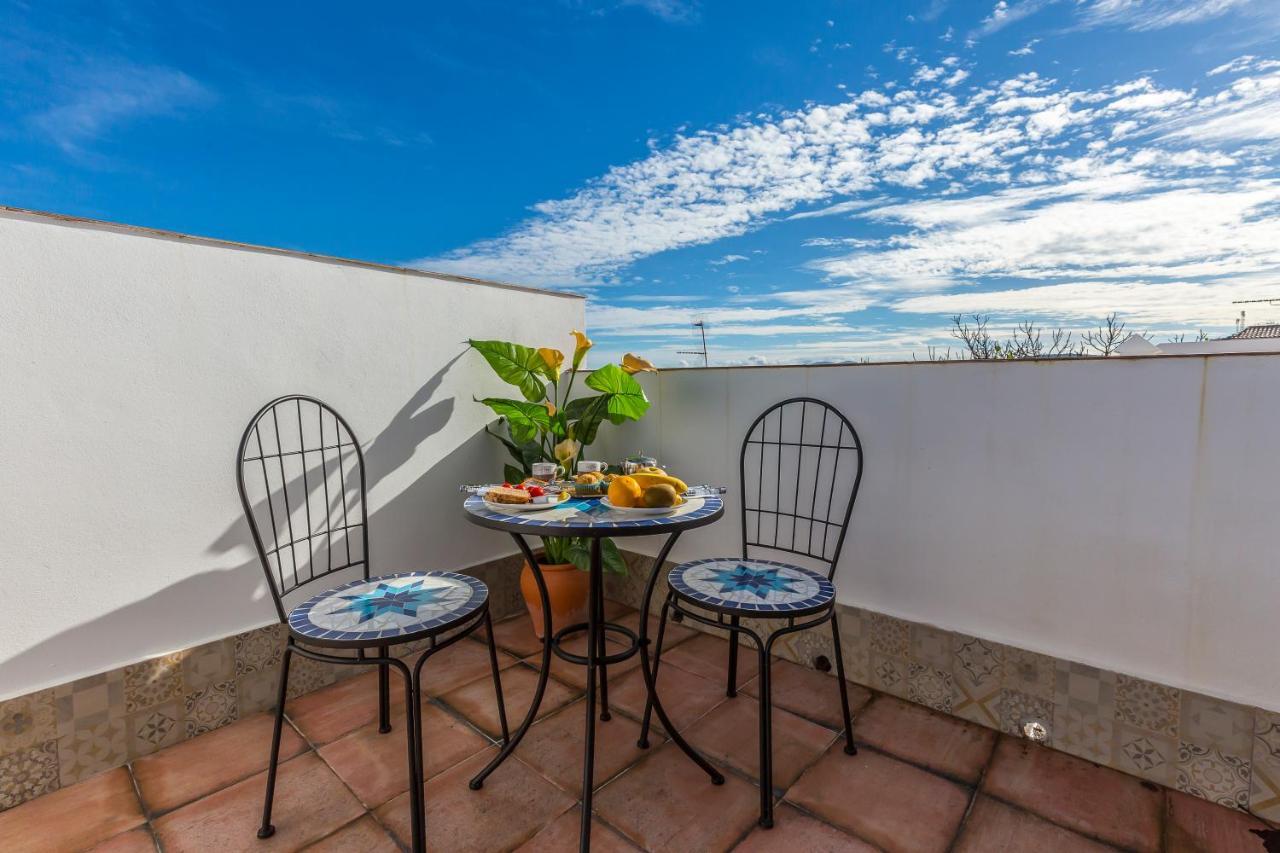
[669,558,834,613]
[463,493,721,530]
[288,571,486,643]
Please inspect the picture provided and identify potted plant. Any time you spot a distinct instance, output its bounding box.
[467,331,656,637]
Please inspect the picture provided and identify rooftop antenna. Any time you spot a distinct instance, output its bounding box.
[676,316,709,366]
[1231,297,1280,331]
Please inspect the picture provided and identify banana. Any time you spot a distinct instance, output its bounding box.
[628,472,688,494]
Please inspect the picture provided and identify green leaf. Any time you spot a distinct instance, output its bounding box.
[583,363,650,422]
[600,537,627,575]
[477,397,550,445]
[468,339,550,403]
[564,395,610,446]
[503,463,527,485]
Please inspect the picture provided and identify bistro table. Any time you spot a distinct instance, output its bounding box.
[463,491,726,851]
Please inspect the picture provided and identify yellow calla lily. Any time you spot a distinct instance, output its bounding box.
[621,353,657,374]
[554,438,581,466]
[537,347,564,380]
[543,400,556,416]
[570,329,593,368]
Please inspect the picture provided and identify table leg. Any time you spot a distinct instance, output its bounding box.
[636,531,725,785]
[468,532,553,790]
[578,537,602,851]
[595,566,611,722]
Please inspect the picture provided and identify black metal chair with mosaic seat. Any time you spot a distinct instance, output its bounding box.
[236,395,507,853]
[639,397,863,829]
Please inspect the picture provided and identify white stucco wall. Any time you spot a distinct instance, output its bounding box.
[598,357,1280,711]
[0,209,584,700]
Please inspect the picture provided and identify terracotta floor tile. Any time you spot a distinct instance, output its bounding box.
[608,663,727,733]
[420,638,521,697]
[953,796,1114,852]
[1165,789,1276,852]
[661,632,760,691]
[742,658,871,731]
[375,748,575,853]
[516,806,636,852]
[0,767,143,852]
[594,742,761,852]
[613,609,699,649]
[133,711,308,814]
[983,736,1161,852]
[440,663,579,739]
[89,827,160,852]
[153,752,363,853]
[484,614,546,658]
[516,700,661,796]
[685,694,837,789]
[318,703,488,807]
[303,815,399,852]
[524,633,641,692]
[734,804,878,852]
[286,670,390,745]
[854,695,996,783]
[786,742,970,853]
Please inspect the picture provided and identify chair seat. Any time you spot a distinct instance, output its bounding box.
[287,571,487,646]
[668,558,835,616]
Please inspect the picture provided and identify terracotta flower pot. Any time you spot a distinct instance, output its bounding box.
[520,558,589,640]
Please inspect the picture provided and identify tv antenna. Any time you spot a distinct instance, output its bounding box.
[677,316,709,366]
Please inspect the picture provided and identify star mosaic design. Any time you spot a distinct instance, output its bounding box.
[334,580,445,623]
[707,564,801,600]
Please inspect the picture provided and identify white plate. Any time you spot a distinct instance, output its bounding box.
[482,493,569,513]
[599,497,682,515]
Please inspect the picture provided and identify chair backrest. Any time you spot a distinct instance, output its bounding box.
[738,397,863,579]
[236,396,370,622]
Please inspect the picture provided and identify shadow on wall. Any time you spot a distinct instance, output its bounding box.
[0,351,505,692]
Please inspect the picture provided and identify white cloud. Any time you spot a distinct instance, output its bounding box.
[1009,39,1040,55]
[1077,0,1258,31]
[709,253,749,266]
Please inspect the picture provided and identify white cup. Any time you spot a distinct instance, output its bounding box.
[577,460,606,474]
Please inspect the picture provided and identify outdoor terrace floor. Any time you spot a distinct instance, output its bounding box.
[1,602,1274,852]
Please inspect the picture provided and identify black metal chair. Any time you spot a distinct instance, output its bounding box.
[237,396,508,853]
[639,397,863,828]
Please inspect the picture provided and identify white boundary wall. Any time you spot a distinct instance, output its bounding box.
[0,209,583,699]
[599,358,1280,710]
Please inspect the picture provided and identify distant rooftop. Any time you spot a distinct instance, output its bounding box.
[1225,324,1280,340]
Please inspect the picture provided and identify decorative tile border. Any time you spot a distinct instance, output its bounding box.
[604,550,1280,824]
[0,556,524,812]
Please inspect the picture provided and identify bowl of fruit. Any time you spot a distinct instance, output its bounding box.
[601,467,688,514]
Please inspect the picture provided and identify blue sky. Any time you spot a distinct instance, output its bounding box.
[3,1,1279,365]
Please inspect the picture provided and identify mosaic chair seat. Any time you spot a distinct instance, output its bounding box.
[237,396,507,853]
[640,398,864,829]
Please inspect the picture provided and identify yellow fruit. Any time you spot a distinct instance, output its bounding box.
[608,476,643,507]
[643,484,679,508]
[638,466,666,475]
[628,472,688,494]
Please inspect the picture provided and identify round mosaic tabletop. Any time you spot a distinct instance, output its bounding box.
[463,493,724,537]
[668,557,835,615]
[288,571,487,646]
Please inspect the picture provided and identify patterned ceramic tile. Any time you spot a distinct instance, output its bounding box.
[870,652,909,699]
[909,624,952,670]
[999,646,1056,701]
[234,625,284,676]
[0,689,57,752]
[1114,674,1180,737]
[125,701,183,759]
[998,688,1054,744]
[183,681,238,737]
[951,634,1003,729]
[1177,742,1251,810]
[835,607,871,685]
[774,624,835,671]
[124,653,183,712]
[285,652,337,699]
[908,663,953,713]
[0,740,59,810]
[234,668,281,716]
[56,719,127,785]
[1249,709,1280,821]
[53,671,125,736]
[1053,707,1113,764]
[1054,661,1115,717]
[867,612,909,658]
[1111,720,1176,787]
[1179,691,1254,758]
[182,637,236,690]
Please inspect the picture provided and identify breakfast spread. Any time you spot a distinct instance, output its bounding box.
[478,460,695,513]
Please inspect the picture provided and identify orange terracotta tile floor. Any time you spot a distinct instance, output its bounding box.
[2,604,1276,852]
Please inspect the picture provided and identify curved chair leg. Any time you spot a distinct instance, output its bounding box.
[829,612,857,755]
[404,662,425,853]
[482,609,510,744]
[756,644,774,828]
[378,644,392,734]
[637,592,673,748]
[258,643,293,839]
[726,615,741,697]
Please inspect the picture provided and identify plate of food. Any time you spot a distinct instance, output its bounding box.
[599,470,689,514]
[482,483,570,513]
[599,497,681,515]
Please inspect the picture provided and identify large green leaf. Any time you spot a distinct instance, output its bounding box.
[468,339,550,403]
[477,397,551,445]
[583,363,649,422]
[564,395,610,446]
